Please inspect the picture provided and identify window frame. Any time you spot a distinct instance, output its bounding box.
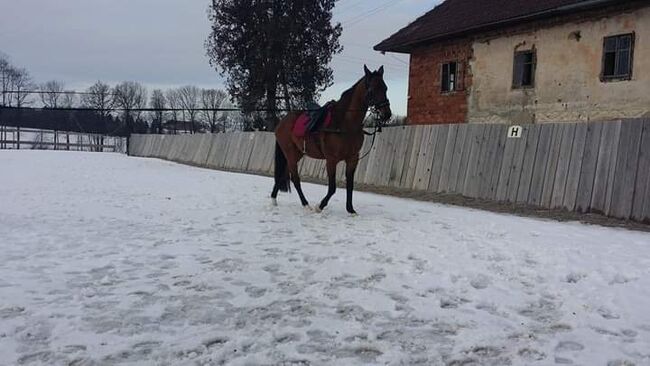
[600,32,635,82]
[441,61,459,94]
[512,49,536,89]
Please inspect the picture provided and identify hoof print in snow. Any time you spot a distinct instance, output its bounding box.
[607,360,637,366]
[620,329,638,338]
[564,272,586,283]
[446,358,479,366]
[274,333,301,344]
[17,351,55,365]
[277,360,311,366]
[518,348,546,361]
[62,345,88,354]
[336,305,374,323]
[335,346,383,362]
[555,356,574,364]
[203,337,228,349]
[598,307,621,320]
[440,296,470,309]
[0,306,26,319]
[555,341,584,352]
[245,286,267,298]
[469,274,491,289]
[517,298,560,322]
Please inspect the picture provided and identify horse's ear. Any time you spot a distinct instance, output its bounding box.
[377,66,384,77]
[364,64,371,77]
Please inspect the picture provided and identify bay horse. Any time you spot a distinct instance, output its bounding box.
[271,65,392,214]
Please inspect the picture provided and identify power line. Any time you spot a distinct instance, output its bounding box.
[342,0,408,27]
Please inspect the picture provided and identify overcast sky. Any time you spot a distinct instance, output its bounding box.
[0,0,440,115]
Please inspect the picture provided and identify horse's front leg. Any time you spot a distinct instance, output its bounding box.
[317,159,338,212]
[345,157,359,215]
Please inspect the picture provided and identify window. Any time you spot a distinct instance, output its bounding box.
[441,61,458,93]
[602,33,634,81]
[513,50,536,88]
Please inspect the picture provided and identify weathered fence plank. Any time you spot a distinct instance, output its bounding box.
[403,125,425,189]
[462,124,487,197]
[437,124,459,193]
[428,124,450,192]
[575,123,603,212]
[397,126,416,188]
[610,119,644,219]
[484,124,508,200]
[528,124,554,206]
[495,127,519,202]
[506,125,531,203]
[550,124,576,209]
[447,124,468,193]
[632,119,650,221]
[591,121,621,214]
[468,124,492,198]
[540,124,564,208]
[413,126,436,191]
[563,123,588,210]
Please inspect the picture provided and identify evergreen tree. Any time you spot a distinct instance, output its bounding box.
[206,0,342,131]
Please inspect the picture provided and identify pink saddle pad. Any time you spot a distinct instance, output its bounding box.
[293,111,333,138]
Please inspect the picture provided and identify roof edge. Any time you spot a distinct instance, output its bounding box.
[374,0,621,53]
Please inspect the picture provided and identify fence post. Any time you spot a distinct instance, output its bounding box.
[16,126,20,149]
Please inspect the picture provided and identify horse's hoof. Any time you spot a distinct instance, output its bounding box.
[349,212,359,217]
[314,206,323,213]
[303,205,314,212]
[271,198,278,206]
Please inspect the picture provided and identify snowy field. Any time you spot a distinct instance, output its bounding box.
[1,151,649,366]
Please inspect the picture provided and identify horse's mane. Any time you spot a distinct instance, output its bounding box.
[338,77,365,103]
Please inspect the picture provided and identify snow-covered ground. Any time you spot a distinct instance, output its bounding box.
[1,151,649,366]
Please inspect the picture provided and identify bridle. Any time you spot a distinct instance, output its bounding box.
[364,75,391,134]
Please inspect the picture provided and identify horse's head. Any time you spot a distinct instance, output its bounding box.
[364,65,392,122]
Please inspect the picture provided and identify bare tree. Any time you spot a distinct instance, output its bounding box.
[113,81,147,153]
[150,89,166,134]
[8,67,34,107]
[61,91,77,149]
[178,85,200,133]
[113,81,147,125]
[165,89,182,134]
[39,80,65,108]
[82,81,113,118]
[38,80,66,147]
[0,55,12,107]
[201,88,227,133]
[81,81,114,148]
[61,91,76,108]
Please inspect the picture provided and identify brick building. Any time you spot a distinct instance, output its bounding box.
[375,0,650,125]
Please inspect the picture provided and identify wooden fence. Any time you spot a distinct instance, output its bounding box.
[0,126,125,152]
[130,119,650,222]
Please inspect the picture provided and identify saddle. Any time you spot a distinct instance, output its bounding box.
[293,102,334,138]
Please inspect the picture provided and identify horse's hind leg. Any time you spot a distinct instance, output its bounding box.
[289,161,309,207]
[283,145,309,207]
[271,185,280,206]
[317,159,338,212]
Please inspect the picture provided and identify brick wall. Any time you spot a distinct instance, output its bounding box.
[407,39,473,125]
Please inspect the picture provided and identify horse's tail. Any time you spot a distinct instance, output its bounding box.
[274,142,290,192]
